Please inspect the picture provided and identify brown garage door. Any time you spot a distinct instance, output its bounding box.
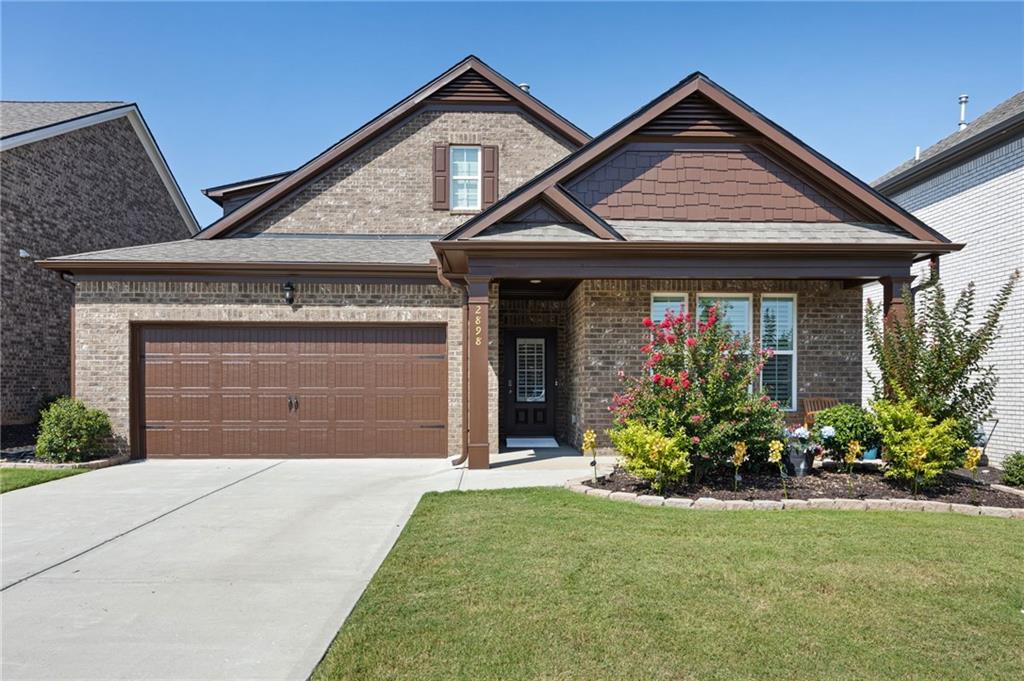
[137,325,447,458]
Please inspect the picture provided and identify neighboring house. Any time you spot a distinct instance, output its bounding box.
[1,102,199,428]
[40,56,958,469]
[866,92,1023,466]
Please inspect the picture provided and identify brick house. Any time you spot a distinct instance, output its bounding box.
[41,57,959,468]
[866,92,1023,466]
[1,102,198,428]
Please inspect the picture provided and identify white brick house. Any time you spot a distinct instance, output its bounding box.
[866,92,1023,466]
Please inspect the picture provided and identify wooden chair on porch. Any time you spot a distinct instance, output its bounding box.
[803,397,840,426]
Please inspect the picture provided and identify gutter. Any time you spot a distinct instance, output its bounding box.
[36,259,438,278]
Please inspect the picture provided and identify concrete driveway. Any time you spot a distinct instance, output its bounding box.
[2,453,611,680]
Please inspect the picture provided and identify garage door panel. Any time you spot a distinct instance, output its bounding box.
[144,360,177,389]
[179,395,212,423]
[144,394,178,422]
[220,394,253,423]
[222,361,252,388]
[140,325,446,458]
[178,428,212,456]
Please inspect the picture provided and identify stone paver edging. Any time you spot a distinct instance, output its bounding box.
[564,479,1024,519]
[0,454,129,471]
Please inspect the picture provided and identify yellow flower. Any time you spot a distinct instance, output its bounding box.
[732,441,748,467]
[845,440,862,465]
[965,446,982,472]
[582,429,597,456]
[768,439,784,464]
[910,445,928,472]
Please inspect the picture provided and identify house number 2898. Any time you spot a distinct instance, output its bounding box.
[473,305,483,345]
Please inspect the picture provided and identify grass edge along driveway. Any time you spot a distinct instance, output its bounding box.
[314,487,1023,681]
[1,467,86,493]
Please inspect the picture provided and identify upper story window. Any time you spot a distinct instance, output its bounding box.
[450,146,481,211]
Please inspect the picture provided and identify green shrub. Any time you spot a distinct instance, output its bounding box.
[873,394,965,491]
[609,303,784,479]
[608,420,691,494]
[812,403,881,457]
[1002,452,1024,487]
[35,397,112,463]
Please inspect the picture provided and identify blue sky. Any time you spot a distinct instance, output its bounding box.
[3,2,1021,227]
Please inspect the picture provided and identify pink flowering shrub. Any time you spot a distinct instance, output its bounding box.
[609,305,784,480]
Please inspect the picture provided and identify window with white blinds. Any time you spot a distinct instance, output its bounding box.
[516,338,546,402]
[760,294,797,410]
[650,293,687,325]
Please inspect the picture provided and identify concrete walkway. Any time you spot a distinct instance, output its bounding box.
[1,451,613,680]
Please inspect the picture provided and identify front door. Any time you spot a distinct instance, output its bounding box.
[502,329,556,437]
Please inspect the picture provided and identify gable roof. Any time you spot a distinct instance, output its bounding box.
[1,101,200,234]
[874,90,1024,193]
[196,55,590,240]
[201,170,291,206]
[1,101,126,138]
[445,72,949,245]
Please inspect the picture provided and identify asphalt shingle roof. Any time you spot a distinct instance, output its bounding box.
[45,236,439,266]
[477,220,918,243]
[874,91,1024,187]
[1,101,128,139]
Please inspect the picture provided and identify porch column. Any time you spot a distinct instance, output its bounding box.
[465,276,491,469]
[880,275,915,326]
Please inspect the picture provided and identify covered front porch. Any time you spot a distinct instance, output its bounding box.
[453,242,935,469]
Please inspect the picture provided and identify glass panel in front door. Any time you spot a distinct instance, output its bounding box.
[516,338,545,402]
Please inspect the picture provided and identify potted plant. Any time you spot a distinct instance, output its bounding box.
[783,426,815,477]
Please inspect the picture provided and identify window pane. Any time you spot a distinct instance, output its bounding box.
[761,297,795,351]
[650,295,686,324]
[451,147,479,177]
[516,338,545,402]
[451,179,479,210]
[762,354,794,409]
[698,296,750,338]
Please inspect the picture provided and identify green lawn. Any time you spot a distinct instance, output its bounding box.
[0,467,86,493]
[314,488,1023,681]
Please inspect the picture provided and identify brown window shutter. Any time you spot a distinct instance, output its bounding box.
[482,145,499,208]
[432,144,449,210]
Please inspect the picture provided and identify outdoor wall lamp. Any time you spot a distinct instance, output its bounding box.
[282,281,295,305]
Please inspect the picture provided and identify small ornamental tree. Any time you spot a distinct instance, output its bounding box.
[609,304,784,481]
[866,270,1019,448]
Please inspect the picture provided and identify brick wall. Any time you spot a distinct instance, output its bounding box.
[1,118,193,424]
[865,134,1024,465]
[244,108,574,236]
[561,279,863,449]
[73,281,465,456]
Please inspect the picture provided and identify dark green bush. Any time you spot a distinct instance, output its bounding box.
[1002,452,1024,487]
[812,403,881,456]
[35,397,112,463]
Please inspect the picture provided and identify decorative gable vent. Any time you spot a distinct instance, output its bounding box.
[429,69,513,103]
[638,93,752,136]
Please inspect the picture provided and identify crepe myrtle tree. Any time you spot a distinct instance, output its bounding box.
[609,304,784,483]
[866,270,1019,450]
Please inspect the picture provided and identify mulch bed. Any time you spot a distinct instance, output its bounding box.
[0,423,36,452]
[588,465,1024,508]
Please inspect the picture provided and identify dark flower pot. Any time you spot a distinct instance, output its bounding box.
[785,447,813,477]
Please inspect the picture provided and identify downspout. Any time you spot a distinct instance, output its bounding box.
[911,255,941,298]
